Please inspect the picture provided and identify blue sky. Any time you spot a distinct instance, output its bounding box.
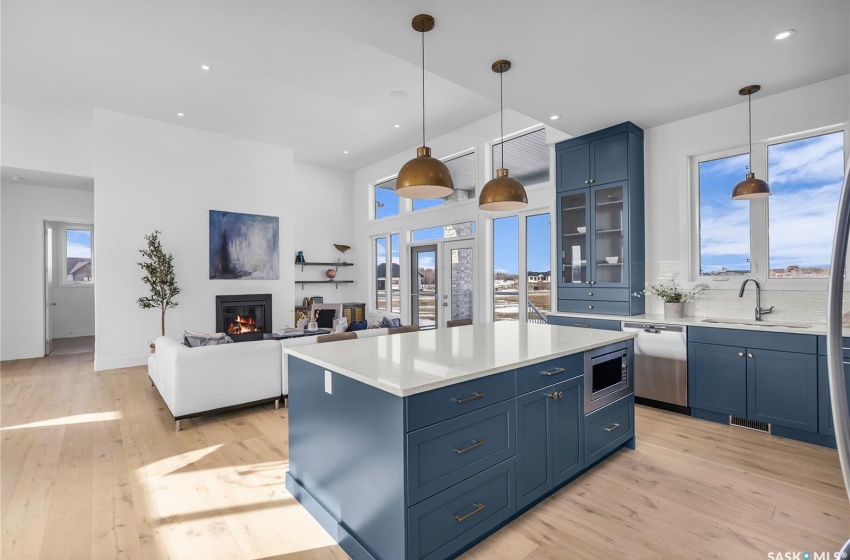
[494,214,551,275]
[699,131,844,274]
[66,229,92,258]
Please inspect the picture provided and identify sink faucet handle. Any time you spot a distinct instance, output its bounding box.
[760,306,775,314]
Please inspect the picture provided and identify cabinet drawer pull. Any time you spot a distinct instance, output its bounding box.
[541,367,566,376]
[454,439,484,455]
[557,391,564,399]
[588,305,593,309]
[545,392,559,399]
[573,323,590,327]
[588,292,593,296]
[738,352,744,357]
[747,353,753,359]
[455,502,485,522]
[454,392,485,404]
[584,180,590,185]
[604,423,621,433]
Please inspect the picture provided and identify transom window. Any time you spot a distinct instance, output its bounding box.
[375,178,399,220]
[492,128,550,186]
[412,151,477,212]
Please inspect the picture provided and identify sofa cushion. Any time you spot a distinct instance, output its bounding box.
[183,330,233,348]
[346,320,368,332]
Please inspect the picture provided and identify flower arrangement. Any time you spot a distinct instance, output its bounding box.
[635,275,709,303]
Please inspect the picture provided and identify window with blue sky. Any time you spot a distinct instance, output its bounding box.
[375,178,399,220]
[767,131,844,279]
[65,227,93,283]
[698,153,751,275]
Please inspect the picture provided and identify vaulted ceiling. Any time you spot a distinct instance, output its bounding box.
[2,0,847,171]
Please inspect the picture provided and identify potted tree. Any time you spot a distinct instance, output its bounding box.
[137,230,180,350]
[640,275,709,318]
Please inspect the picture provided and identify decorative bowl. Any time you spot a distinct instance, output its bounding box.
[605,256,619,264]
[577,226,586,233]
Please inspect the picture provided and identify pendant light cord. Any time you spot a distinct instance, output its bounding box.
[500,69,504,169]
[421,29,425,148]
[748,93,752,171]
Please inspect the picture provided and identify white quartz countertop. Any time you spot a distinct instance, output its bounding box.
[546,311,848,336]
[284,322,636,397]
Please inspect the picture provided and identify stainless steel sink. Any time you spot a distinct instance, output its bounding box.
[700,318,813,329]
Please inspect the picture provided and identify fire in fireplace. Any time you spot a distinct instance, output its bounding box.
[216,294,272,342]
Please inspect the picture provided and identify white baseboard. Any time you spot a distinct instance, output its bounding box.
[94,354,149,372]
[0,347,44,361]
[53,329,96,339]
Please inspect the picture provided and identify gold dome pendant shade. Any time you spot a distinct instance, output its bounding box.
[479,60,528,211]
[395,14,455,200]
[731,85,772,200]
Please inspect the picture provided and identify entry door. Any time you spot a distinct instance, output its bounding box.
[442,239,475,327]
[44,222,55,355]
[410,245,438,329]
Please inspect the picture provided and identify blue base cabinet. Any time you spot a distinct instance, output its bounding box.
[548,314,622,331]
[817,335,850,438]
[688,327,820,441]
[515,376,584,510]
[287,352,635,560]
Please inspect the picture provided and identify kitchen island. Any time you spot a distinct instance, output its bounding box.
[284,322,637,560]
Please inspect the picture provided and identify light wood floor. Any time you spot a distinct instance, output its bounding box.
[49,336,95,356]
[1,352,847,560]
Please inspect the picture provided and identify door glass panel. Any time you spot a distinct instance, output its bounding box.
[375,237,386,310]
[412,247,437,329]
[450,248,473,322]
[526,214,550,323]
[594,186,624,284]
[494,216,519,321]
[560,192,587,284]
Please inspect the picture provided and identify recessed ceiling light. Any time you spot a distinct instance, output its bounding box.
[774,29,795,40]
[550,115,560,120]
[390,90,407,99]
[10,176,22,181]
[176,112,185,117]
[200,64,211,70]
[343,150,349,154]
[394,124,401,128]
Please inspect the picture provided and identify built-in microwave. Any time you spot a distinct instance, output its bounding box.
[584,340,633,413]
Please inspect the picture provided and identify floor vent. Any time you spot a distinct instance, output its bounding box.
[729,416,770,433]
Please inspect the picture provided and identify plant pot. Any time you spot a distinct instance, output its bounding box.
[664,302,684,319]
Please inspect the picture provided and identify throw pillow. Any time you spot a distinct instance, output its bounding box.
[316,309,336,329]
[332,317,348,334]
[183,330,234,348]
[346,320,367,332]
[380,316,402,328]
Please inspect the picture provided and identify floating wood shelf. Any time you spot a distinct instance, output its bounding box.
[296,280,354,290]
[295,261,354,272]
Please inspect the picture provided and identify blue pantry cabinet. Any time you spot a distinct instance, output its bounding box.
[817,336,850,437]
[555,122,645,316]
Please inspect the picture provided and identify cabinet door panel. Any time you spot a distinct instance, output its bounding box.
[590,133,628,186]
[559,190,590,286]
[688,342,746,417]
[590,184,627,288]
[747,349,817,432]
[557,144,590,191]
[818,356,850,436]
[553,377,584,485]
[515,387,553,509]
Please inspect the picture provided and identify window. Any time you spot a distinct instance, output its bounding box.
[411,221,476,242]
[493,216,519,321]
[526,214,551,321]
[374,234,401,313]
[62,224,93,285]
[412,151,477,212]
[767,131,845,279]
[375,178,399,220]
[697,153,751,275]
[693,126,847,283]
[492,128,550,186]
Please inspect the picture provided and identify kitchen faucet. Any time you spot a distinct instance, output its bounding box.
[738,278,774,321]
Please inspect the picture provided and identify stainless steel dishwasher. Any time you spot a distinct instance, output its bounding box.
[622,322,689,413]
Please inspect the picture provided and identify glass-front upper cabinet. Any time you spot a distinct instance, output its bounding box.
[591,185,625,286]
[559,191,589,285]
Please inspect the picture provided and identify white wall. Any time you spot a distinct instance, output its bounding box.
[1,104,94,177]
[291,162,356,321]
[93,109,296,371]
[352,109,568,326]
[48,222,96,338]
[0,184,94,359]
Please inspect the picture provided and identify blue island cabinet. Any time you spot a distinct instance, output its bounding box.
[286,349,635,560]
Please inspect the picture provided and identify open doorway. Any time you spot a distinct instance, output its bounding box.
[44,220,95,355]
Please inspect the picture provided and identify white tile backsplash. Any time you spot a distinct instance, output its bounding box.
[644,261,845,325]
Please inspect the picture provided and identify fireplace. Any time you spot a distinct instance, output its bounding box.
[216,294,272,342]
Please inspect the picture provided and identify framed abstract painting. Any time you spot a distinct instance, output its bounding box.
[209,210,279,279]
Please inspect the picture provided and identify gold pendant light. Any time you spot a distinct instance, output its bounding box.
[395,14,454,199]
[479,60,528,211]
[731,84,772,200]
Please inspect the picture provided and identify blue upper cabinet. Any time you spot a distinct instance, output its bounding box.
[556,122,645,315]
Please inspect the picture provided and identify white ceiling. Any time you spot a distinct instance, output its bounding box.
[2,0,848,172]
[0,167,94,191]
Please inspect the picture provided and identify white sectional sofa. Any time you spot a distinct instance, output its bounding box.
[148,326,413,429]
[149,336,282,431]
